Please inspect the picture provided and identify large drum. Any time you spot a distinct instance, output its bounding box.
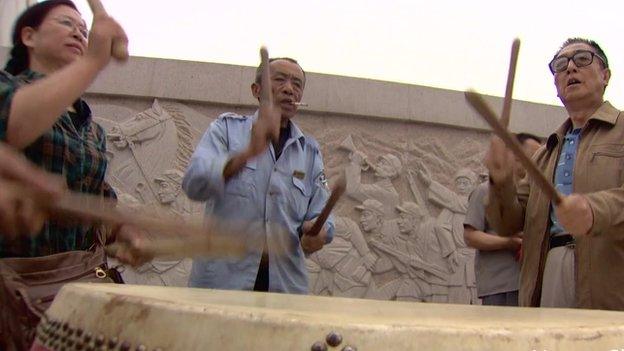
[33,283,624,350]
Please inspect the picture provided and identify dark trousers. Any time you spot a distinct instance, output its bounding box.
[481,291,519,306]
[253,253,269,292]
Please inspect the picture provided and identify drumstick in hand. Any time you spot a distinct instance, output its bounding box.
[86,0,129,60]
[465,91,562,204]
[306,174,346,237]
[501,38,520,129]
[259,46,280,143]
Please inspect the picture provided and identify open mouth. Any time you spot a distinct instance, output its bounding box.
[567,78,581,87]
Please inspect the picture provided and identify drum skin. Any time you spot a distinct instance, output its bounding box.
[35,283,624,350]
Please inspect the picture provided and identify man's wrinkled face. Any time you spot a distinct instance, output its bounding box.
[553,43,610,106]
[253,59,305,121]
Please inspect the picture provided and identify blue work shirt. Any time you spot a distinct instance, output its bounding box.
[550,128,581,235]
[182,111,334,294]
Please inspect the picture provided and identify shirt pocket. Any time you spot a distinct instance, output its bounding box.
[288,175,312,222]
[588,144,624,190]
[224,159,257,198]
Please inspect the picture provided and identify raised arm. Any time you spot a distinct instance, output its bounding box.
[484,137,526,236]
[6,13,127,148]
[222,47,280,180]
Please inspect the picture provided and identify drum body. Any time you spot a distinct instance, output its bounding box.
[34,283,624,350]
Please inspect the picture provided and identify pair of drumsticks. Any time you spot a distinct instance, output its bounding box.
[465,39,562,204]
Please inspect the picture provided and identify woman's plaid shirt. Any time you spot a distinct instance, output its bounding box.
[0,69,116,257]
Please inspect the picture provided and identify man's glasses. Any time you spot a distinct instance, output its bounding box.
[50,16,88,39]
[549,50,606,74]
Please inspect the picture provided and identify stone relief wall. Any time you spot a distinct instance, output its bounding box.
[306,121,488,304]
[93,99,205,286]
[89,97,490,304]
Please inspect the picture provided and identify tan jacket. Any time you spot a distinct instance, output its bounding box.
[487,101,624,310]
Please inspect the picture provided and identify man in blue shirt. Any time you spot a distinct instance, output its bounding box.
[182,51,334,294]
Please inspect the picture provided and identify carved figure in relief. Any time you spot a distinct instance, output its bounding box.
[416,165,477,247]
[307,217,375,297]
[96,100,199,287]
[416,163,479,304]
[153,169,196,218]
[394,202,455,302]
[154,169,182,203]
[342,135,401,218]
[104,99,195,209]
[354,199,405,300]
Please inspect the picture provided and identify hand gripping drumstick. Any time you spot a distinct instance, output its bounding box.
[501,38,521,129]
[86,0,129,60]
[305,174,346,237]
[464,91,563,205]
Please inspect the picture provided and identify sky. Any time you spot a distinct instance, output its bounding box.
[65,0,624,108]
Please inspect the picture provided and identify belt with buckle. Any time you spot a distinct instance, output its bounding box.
[549,234,575,250]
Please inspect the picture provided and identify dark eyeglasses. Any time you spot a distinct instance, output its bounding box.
[549,50,606,74]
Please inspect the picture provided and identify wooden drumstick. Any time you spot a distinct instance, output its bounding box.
[259,46,280,143]
[464,90,563,204]
[104,234,246,259]
[39,188,248,258]
[305,174,346,237]
[501,38,521,129]
[86,0,129,60]
[51,191,206,236]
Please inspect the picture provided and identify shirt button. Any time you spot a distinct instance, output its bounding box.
[569,140,574,145]
[564,172,570,177]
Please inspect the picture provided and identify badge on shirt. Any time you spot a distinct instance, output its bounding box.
[319,171,329,190]
[293,170,306,180]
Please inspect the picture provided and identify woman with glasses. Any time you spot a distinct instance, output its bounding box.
[0,1,148,349]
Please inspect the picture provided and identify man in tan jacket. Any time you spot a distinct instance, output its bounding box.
[486,38,624,310]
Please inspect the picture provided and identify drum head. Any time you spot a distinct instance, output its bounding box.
[36,283,624,350]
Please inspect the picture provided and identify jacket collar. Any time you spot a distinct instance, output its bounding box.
[546,101,620,149]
